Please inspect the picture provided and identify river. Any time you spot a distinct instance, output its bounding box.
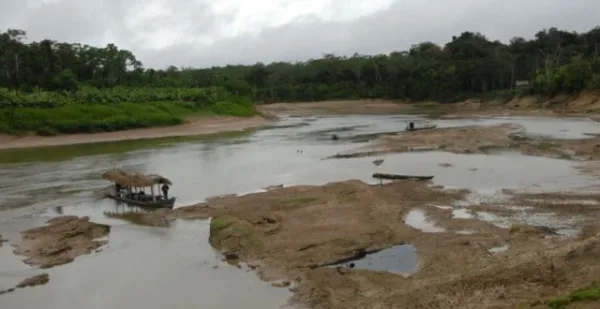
[1,114,599,309]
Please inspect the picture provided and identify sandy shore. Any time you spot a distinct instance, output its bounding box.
[0,115,269,150]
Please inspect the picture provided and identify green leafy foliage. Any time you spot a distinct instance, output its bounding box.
[0,87,256,134]
[1,26,600,135]
[545,282,600,308]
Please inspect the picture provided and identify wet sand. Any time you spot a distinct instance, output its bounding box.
[0,115,268,150]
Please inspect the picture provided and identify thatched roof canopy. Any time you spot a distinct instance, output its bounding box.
[102,169,172,187]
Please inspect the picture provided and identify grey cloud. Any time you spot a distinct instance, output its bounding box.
[1,0,599,68]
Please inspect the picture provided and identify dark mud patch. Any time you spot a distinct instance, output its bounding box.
[0,273,49,295]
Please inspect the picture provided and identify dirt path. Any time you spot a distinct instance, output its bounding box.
[0,116,269,150]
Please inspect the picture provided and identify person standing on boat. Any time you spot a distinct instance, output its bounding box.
[161,184,170,199]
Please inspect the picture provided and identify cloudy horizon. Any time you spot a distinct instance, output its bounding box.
[1,0,599,69]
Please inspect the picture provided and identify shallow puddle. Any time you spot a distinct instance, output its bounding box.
[452,208,474,219]
[404,209,445,233]
[488,245,509,254]
[332,245,418,275]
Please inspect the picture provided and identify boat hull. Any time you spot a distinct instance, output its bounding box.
[372,173,434,181]
[106,194,176,209]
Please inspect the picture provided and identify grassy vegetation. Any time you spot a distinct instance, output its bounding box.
[209,215,237,236]
[279,196,317,205]
[0,87,257,135]
[209,215,262,249]
[545,282,600,308]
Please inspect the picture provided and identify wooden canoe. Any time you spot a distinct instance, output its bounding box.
[405,124,437,132]
[106,194,176,209]
[372,173,434,181]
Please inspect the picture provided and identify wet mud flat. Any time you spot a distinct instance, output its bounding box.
[326,122,600,163]
[152,178,600,309]
[11,215,110,269]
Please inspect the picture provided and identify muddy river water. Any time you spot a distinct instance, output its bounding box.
[1,114,600,309]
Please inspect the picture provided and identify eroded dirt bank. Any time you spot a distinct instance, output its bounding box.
[151,179,600,309]
[0,115,268,150]
[256,100,413,116]
[12,216,110,268]
[258,91,600,118]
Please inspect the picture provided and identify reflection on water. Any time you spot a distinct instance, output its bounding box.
[404,209,445,233]
[0,219,293,309]
[331,244,419,275]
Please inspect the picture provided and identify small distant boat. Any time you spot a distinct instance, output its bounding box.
[102,169,176,209]
[372,159,384,166]
[405,121,437,132]
[372,173,434,181]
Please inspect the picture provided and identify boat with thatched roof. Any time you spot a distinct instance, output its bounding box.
[102,169,176,208]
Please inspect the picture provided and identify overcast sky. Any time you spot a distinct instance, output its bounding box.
[1,0,599,69]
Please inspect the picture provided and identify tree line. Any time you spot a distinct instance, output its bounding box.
[1,26,600,104]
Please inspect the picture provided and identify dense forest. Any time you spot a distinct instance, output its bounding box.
[1,26,600,134]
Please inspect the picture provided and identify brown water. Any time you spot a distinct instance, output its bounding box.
[1,114,599,308]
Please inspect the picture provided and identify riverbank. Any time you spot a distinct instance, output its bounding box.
[3,92,599,150]
[0,115,269,150]
[257,91,600,119]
